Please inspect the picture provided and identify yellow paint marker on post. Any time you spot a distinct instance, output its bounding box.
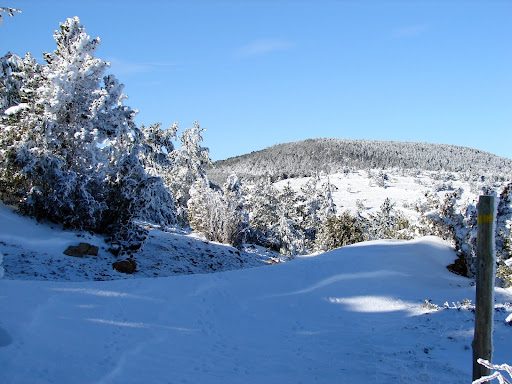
[477,214,495,224]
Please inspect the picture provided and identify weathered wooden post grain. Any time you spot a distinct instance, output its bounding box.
[472,195,496,381]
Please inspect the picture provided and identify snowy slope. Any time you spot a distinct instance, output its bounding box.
[1,236,511,383]
[0,204,276,281]
[274,169,479,220]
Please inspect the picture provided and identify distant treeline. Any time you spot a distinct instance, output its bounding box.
[208,138,512,183]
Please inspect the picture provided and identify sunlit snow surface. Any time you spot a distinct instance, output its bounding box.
[1,219,512,383]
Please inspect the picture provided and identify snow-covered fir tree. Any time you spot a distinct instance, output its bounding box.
[275,211,304,257]
[243,177,281,250]
[222,174,248,246]
[298,174,336,249]
[164,122,211,224]
[137,122,178,178]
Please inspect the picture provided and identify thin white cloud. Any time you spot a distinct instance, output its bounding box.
[235,39,294,58]
[391,24,429,38]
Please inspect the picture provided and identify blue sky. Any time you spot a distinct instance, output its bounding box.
[1,1,511,161]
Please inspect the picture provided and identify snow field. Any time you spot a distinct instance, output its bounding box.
[1,236,511,383]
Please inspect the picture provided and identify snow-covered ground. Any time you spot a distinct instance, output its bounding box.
[1,203,512,383]
[0,204,276,281]
[274,169,479,220]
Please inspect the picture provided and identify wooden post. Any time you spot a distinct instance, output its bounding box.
[472,195,496,381]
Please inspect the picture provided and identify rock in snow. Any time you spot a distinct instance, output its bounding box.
[112,258,137,274]
[63,243,99,258]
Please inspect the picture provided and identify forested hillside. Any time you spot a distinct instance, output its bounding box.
[208,138,512,183]
[206,139,512,287]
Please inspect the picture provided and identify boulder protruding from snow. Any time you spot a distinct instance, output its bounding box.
[63,243,99,258]
[112,258,137,274]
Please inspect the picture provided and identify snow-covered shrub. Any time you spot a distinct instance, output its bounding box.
[497,264,512,288]
[368,198,413,240]
[421,300,441,311]
[420,189,478,277]
[187,177,246,248]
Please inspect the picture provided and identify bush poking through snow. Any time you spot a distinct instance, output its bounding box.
[421,300,441,311]
[472,359,512,384]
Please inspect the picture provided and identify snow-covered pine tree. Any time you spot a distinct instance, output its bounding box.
[275,210,304,257]
[40,17,122,168]
[297,174,336,250]
[243,176,281,249]
[164,122,211,224]
[0,17,178,252]
[245,176,279,232]
[45,18,178,248]
[13,16,119,228]
[0,53,26,203]
[318,177,336,220]
[103,147,177,251]
[221,174,248,247]
[0,52,21,111]
[0,52,59,214]
[187,179,212,237]
[137,122,178,178]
